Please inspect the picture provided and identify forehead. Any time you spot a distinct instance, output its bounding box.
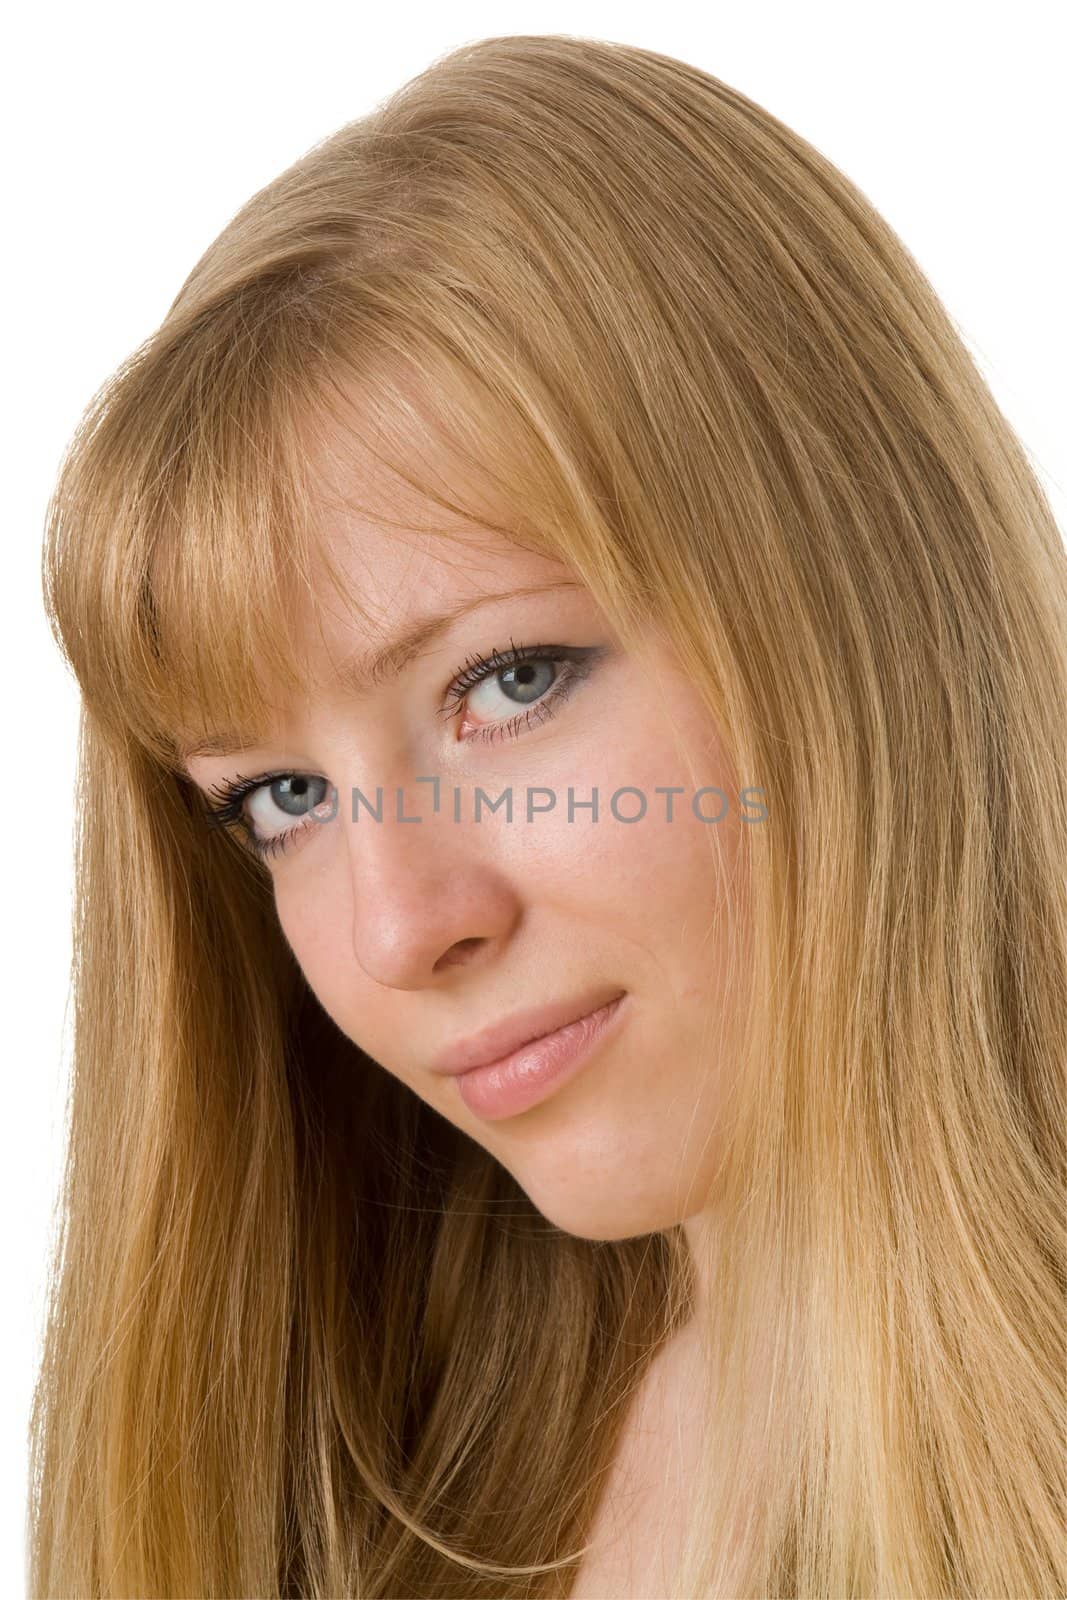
[292,394,575,676]
[161,365,637,769]
[296,503,578,693]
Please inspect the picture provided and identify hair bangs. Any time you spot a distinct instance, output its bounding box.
[40,278,335,772]
[48,262,654,780]
[292,299,653,655]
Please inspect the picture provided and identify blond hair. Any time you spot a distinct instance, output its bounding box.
[31,34,1066,1597]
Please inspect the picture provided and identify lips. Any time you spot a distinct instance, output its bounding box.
[432,986,628,1078]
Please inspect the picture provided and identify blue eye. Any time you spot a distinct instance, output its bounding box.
[202,772,333,862]
[438,639,603,745]
[199,639,604,861]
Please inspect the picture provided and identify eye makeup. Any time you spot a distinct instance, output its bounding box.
[200,637,606,861]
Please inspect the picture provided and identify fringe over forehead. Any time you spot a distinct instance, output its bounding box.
[42,262,650,779]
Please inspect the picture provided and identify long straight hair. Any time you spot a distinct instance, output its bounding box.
[30,34,1066,1597]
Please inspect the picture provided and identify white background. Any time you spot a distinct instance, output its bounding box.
[4,3,1064,1590]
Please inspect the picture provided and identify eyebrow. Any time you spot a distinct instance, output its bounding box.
[179,580,578,764]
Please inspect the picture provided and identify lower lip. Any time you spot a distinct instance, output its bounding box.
[455,993,628,1122]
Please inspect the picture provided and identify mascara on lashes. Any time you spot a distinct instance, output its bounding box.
[199,639,606,860]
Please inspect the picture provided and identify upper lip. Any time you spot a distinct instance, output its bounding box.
[432,986,627,1077]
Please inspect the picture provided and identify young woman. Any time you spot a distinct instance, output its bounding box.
[29,33,1066,1599]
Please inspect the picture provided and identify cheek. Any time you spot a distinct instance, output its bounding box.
[562,799,744,1012]
[541,708,747,946]
[270,866,355,1016]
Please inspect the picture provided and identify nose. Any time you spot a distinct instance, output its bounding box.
[342,784,522,989]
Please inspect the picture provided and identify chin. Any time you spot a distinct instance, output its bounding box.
[519,1178,687,1243]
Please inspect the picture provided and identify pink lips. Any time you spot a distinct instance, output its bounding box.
[434,990,629,1122]
[432,987,628,1077]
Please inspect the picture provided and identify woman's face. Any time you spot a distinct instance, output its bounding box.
[184,455,751,1242]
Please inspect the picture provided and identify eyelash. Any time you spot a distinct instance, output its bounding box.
[201,639,600,862]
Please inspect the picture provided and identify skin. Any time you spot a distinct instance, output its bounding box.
[183,430,757,1590]
[568,1316,711,1598]
[184,443,753,1256]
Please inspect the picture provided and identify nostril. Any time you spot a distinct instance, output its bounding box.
[436,937,485,971]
